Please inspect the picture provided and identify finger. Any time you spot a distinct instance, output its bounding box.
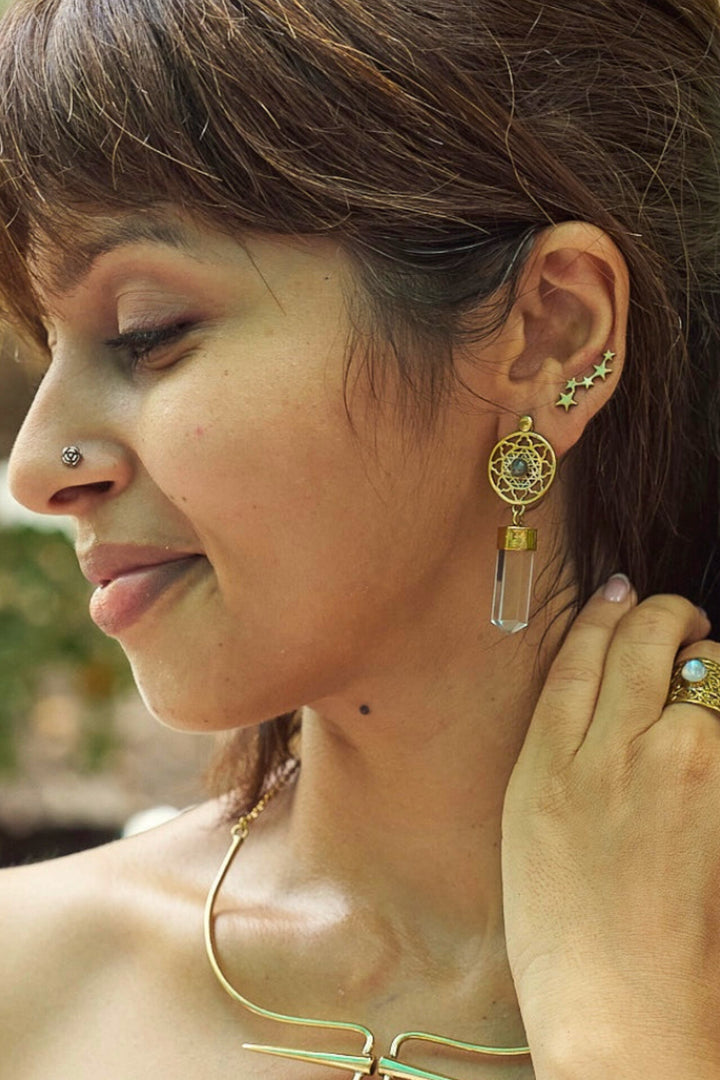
[523,573,637,760]
[582,594,712,749]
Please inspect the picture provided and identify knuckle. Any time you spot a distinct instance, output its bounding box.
[620,594,698,644]
[638,593,696,617]
[577,606,621,630]
[547,661,598,693]
[645,716,720,785]
[616,648,654,694]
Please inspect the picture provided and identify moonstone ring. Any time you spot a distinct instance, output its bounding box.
[665,656,720,716]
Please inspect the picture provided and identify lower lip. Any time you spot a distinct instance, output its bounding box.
[89,557,203,636]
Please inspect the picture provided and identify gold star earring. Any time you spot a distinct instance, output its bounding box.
[487,349,615,634]
[554,350,615,412]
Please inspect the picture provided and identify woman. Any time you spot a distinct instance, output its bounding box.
[0,0,719,1076]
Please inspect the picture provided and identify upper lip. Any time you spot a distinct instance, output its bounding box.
[77,544,202,586]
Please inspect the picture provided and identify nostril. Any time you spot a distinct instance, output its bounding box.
[50,480,113,506]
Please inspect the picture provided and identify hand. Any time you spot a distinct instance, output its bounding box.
[501,577,720,1080]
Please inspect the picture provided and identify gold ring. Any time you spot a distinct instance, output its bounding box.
[665,657,720,717]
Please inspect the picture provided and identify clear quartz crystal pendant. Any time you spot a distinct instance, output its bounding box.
[487,415,556,635]
[491,526,537,634]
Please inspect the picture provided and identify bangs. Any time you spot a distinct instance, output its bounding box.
[0,0,528,354]
[0,0,440,349]
[0,0,329,346]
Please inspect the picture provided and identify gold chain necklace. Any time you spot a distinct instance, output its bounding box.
[203,758,531,1079]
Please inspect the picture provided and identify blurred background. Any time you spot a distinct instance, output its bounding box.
[0,335,214,867]
[0,0,214,862]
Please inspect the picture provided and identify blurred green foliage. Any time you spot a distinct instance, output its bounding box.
[0,4,135,774]
[0,526,133,774]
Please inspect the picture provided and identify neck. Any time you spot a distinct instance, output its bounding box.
[284,573,573,950]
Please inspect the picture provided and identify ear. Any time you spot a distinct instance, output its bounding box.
[459,221,629,457]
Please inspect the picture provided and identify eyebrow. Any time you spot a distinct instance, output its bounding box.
[37,214,196,298]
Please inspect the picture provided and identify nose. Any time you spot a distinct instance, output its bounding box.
[8,361,132,518]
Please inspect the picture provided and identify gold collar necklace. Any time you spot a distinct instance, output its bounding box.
[203,759,531,1080]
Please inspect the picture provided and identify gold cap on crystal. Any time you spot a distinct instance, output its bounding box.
[497,526,537,552]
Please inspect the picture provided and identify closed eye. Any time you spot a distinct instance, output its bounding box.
[103,320,195,366]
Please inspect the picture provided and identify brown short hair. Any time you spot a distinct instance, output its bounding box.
[0,0,719,811]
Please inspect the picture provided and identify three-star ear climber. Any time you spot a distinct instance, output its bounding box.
[554,350,615,412]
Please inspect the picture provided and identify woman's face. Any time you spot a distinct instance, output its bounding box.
[9,210,489,732]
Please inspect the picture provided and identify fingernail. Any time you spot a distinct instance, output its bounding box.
[698,607,711,624]
[602,573,632,602]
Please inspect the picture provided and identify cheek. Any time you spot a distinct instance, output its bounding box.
[137,371,352,551]
[138,360,295,477]
[134,352,463,623]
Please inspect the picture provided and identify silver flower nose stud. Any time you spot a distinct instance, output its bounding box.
[60,445,83,468]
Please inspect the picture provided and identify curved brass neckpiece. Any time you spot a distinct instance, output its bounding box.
[203,763,531,1080]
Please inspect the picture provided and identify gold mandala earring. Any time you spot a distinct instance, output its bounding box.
[487,350,615,633]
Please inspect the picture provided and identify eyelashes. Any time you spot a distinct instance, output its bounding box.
[103,320,196,368]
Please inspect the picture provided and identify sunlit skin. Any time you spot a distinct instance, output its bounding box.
[6,211,630,1071]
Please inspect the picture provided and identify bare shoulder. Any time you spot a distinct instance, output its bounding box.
[0,796,230,973]
[0,798,232,1077]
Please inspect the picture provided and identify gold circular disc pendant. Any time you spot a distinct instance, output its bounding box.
[488,417,557,508]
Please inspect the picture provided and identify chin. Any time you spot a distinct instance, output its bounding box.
[128,655,296,735]
[135,681,255,734]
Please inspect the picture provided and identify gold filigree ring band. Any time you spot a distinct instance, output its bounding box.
[665,657,720,717]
